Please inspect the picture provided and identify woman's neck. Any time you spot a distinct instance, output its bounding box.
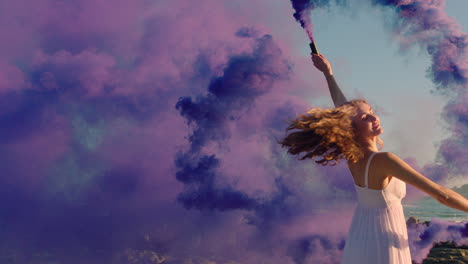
[359,137,379,154]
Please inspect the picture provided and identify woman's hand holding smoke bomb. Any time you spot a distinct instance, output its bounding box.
[311,53,333,77]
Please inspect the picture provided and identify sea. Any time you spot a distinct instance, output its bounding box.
[403,198,468,223]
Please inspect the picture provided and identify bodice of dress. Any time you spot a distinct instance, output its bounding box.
[354,152,406,208]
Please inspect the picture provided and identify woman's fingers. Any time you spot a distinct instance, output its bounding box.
[312,56,323,65]
[312,53,324,60]
[310,53,331,74]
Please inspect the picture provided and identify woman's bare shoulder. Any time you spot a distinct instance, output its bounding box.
[375,151,396,160]
[374,151,406,168]
[374,151,419,176]
[371,151,394,168]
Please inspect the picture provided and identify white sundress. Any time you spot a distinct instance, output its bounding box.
[341,152,412,264]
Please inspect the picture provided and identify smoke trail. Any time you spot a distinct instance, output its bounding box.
[289,0,346,41]
[289,0,316,41]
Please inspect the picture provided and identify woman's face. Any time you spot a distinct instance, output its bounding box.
[352,103,383,139]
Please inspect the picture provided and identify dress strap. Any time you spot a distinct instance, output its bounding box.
[364,152,378,188]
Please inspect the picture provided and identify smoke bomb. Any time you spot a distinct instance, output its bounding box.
[309,41,319,54]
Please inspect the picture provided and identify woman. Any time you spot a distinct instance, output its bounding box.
[279,53,468,264]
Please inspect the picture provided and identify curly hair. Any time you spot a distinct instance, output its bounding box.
[277,99,383,165]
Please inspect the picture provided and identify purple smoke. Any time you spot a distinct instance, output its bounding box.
[289,0,316,41]
[174,32,291,213]
[289,0,347,41]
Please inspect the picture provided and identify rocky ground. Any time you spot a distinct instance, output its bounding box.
[407,216,468,264]
[420,241,468,264]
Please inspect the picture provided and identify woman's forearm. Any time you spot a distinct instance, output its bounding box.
[311,54,348,107]
[325,74,348,107]
[437,186,468,213]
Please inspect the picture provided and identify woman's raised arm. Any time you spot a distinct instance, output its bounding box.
[311,53,348,107]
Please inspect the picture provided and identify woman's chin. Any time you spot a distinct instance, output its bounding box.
[373,127,383,135]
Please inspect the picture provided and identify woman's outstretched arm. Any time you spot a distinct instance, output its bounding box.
[382,152,468,213]
[311,53,348,107]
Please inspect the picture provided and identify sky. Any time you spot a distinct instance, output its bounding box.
[0,0,466,263]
